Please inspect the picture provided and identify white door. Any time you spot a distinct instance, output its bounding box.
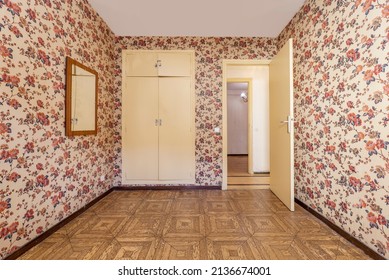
[269,39,294,211]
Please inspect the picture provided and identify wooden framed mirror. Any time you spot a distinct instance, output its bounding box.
[65,57,98,136]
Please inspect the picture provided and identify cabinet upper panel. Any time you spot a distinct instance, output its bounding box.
[125,52,159,76]
[158,53,192,77]
[124,51,193,77]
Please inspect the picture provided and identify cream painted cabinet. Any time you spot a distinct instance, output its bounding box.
[122,50,195,184]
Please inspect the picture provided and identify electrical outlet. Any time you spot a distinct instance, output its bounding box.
[100,175,105,181]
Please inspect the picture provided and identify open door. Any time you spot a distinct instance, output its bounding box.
[269,39,294,211]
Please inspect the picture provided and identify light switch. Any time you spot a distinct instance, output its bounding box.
[214,127,220,134]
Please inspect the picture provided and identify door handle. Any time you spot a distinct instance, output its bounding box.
[280,116,294,134]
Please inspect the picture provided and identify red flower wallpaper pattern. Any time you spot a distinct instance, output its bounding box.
[278,0,389,258]
[0,0,117,259]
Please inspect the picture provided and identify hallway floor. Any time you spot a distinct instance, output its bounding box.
[19,190,371,260]
[228,156,270,187]
[228,155,270,177]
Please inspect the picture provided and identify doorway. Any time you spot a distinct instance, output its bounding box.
[222,40,294,210]
[223,61,271,189]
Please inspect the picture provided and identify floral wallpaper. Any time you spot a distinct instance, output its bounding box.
[114,37,278,186]
[0,0,117,259]
[278,0,389,258]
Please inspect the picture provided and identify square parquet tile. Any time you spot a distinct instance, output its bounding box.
[251,236,309,260]
[163,214,205,238]
[155,237,207,259]
[171,199,202,214]
[65,213,115,239]
[205,214,249,237]
[116,214,167,238]
[69,237,117,260]
[89,214,129,236]
[203,200,238,214]
[206,237,259,260]
[136,200,172,215]
[113,237,159,260]
[234,199,271,213]
[242,213,293,236]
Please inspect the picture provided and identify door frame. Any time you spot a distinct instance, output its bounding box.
[222,59,271,190]
[226,78,253,175]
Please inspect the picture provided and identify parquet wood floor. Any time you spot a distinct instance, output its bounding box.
[18,190,372,260]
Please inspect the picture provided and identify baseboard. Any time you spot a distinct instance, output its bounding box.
[5,188,115,260]
[295,198,386,260]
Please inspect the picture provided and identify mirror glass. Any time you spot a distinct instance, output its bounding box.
[65,57,98,136]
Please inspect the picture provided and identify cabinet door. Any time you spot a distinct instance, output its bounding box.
[158,53,192,77]
[125,52,158,76]
[158,77,194,180]
[122,77,159,180]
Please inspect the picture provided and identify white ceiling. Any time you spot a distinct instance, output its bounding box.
[88,0,306,37]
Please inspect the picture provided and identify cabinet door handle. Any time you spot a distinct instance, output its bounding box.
[155,60,162,68]
[155,119,159,126]
[159,119,162,126]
